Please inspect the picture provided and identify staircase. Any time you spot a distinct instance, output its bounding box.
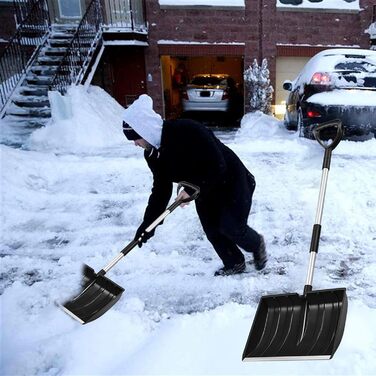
[1,0,103,147]
[5,25,78,127]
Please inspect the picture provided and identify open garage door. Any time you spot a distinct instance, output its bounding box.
[275,56,310,119]
[160,45,244,128]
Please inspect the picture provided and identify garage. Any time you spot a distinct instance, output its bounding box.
[274,46,329,119]
[159,43,245,127]
[275,56,310,119]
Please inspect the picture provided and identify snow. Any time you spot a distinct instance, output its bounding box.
[291,48,376,93]
[307,89,376,106]
[277,0,360,12]
[1,85,376,375]
[158,40,245,45]
[159,0,245,7]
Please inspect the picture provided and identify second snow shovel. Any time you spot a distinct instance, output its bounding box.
[243,120,348,361]
[60,181,200,324]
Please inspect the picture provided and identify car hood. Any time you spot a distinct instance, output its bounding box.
[306,89,376,107]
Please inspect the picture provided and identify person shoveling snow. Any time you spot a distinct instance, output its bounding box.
[123,94,267,276]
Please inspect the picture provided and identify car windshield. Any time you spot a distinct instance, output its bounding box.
[333,58,376,89]
[190,76,227,86]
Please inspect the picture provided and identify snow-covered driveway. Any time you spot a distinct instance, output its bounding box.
[1,87,375,375]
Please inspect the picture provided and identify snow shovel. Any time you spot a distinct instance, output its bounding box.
[60,181,200,324]
[243,120,348,361]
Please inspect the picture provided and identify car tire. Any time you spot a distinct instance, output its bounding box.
[297,109,313,139]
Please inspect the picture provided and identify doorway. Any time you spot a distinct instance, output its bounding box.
[48,0,85,22]
[92,46,147,108]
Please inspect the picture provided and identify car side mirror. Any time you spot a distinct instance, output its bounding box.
[283,80,293,91]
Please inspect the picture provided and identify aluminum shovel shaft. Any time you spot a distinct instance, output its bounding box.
[243,120,347,361]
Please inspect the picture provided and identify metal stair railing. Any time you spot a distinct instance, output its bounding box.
[49,0,103,94]
[0,0,50,115]
[102,0,147,31]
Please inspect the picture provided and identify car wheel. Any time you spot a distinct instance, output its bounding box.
[285,121,297,131]
[297,109,312,139]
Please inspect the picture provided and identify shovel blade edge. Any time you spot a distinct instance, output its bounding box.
[61,265,125,324]
[242,288,347,361]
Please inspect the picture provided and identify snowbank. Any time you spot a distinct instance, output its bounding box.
[27,86,125,152]
[236,111,287,139]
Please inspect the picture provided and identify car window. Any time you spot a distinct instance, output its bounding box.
[333,59,376,88]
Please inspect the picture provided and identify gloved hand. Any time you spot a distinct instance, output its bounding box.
[134,223,155,247]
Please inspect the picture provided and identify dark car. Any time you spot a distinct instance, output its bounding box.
[283,48,376,139]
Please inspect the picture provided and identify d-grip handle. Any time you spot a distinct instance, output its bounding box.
[313,120,343,151]
[177,181,200,203]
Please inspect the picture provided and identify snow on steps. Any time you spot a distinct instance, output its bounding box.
[2,25,80,132]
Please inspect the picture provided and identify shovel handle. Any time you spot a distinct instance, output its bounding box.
[144,181,200,232]
[176,181,200,203]
[313,120,343,151]
[101,182,200,274]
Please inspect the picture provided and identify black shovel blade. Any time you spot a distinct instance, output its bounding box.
[61,264,125,324]
[242,288,347,361]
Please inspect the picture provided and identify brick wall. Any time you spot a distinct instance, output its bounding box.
[144,0,375,114]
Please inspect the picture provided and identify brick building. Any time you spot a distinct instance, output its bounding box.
[91,0,376,119]
[1,0,376,122]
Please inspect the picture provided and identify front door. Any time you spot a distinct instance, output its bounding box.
[49,0,85,23]
[112,47,147,107]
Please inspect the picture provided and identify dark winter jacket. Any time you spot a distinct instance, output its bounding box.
[140,119,253,229]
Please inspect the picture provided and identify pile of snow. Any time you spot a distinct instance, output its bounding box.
[27,86,125,153]
[1,86,376,375]
[236,111,288,139]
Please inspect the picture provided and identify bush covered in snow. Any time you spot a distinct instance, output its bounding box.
[244,59,274,115]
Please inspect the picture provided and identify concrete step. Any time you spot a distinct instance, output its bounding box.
[51,24,78,31]
[30,65,60,75]
[41,47,68,56]
[48,39,72,48]
[6,104,51,118]
[18,86,49,96]
[50,31,76,39]
[4,115,50,127]
[12,95,50,108]
[25,74,54,86]
[37,56,64,65]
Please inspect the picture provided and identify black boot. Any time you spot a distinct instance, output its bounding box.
[254,235,267,271]
[214,261,246,276]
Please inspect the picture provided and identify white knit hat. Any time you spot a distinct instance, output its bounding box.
[122,94,163,148]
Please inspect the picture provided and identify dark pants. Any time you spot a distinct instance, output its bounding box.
[195,172,261,267]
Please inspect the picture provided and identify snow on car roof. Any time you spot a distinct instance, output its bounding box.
[294,49,376,87]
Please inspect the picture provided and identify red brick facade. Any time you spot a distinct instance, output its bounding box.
[142,0,375,114]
